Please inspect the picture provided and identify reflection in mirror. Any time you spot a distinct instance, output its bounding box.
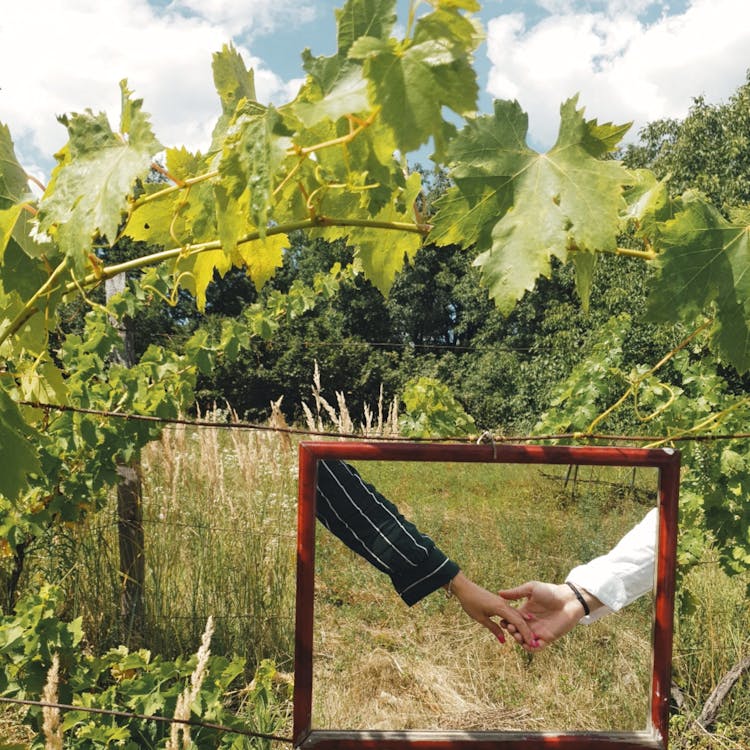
[312,461,657,733]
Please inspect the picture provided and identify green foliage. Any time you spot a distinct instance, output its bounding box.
[398,376,475,437]
[624,74,750,212]
[644,191,750,372]
[429,97,633,312]
[0,586,289,748]
[39,82,161,272]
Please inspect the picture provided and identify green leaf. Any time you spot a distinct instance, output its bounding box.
[0,387,41,499]
[292,66,369,127]
[0,203,25,261]
[122,188,175,248]
[337,0,397,53]
[219,104,291,237]
[623,169,677,240]
[236,233,288,291]
[38,81,162,270]
[399,376,475,438]
[350,5,481,157]
[647,191,750,372]
[210,44,258,151]
[431,97,632,312]
[351,171,423,294]
[213,43,257,115]
[571,249,597,312]
[0,123,29,210]
[296,0,396,128]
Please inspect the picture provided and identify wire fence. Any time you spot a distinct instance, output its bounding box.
[0,696,294,744]
[20,399,750,444]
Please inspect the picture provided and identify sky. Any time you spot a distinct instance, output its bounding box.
[2,0,749,182]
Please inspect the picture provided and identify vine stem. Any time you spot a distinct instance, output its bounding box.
[62,215,429,296]
[128,170,219,212]
[586,317,714,434]
[645,396,750,449]
[0,257,69,348]
[615,246,657,261]
[25,172,47,193]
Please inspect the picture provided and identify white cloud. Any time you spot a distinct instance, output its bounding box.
[0,0,307,176]
[485,0,750,150]
[169,0,316,37]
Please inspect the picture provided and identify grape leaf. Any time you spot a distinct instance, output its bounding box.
[292,66,369,127]
[430,96,632,312]
[647,191,750,372]
[0,123,29,210]
[0,204,25,261]
[349,171,423,294]
[0,124,46,263]
[295,0,395,127]
[123,188,175,248]
[236,233,288,291]
[623,169,677,240]
[349,5,481,158]
[0,237,49,306]
[0,387,41,500]
[38,81,161,271]
[210,44,258,152]
[219,104,292,237]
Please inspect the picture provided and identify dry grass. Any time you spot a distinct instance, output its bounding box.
[312,461,655,733]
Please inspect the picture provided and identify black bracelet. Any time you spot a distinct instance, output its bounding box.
[565,581,590,616]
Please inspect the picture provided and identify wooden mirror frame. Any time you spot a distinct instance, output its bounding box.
[293,442,680,750]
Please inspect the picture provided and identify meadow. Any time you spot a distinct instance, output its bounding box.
[6,412,749,748]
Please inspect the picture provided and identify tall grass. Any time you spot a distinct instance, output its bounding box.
[45,405,299,674]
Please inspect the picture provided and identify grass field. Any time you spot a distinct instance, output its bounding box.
[10,422,749,748]
[313,461,655,732]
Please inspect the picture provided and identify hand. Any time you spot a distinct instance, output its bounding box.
[498,581,601,650]
[448,572,539,648]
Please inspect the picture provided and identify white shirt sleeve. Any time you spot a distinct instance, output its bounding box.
[566,508,658,623]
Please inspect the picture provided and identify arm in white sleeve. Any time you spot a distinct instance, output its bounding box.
[566,508,658,623]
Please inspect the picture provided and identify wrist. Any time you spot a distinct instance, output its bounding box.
[444,571,470,599]
[562,581,602,616]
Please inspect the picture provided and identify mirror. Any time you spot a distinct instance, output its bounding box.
[294,442,679,750]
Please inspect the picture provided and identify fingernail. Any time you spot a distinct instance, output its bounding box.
[531,638,540,648]
[497,633,506,644]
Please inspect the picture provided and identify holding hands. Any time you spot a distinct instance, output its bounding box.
[447,572,541,649]
[451,575,602,651]
[498,581,602,650]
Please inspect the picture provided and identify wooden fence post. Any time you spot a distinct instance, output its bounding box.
[106,273,145,635]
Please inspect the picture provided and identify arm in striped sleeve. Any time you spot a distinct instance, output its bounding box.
[316,460,460,605]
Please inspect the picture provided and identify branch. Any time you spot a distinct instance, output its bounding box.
[65,215,428,295]
[615,246,657,261]
[697,654,750,730]
[645,396,750,449]
[586,317,714,433]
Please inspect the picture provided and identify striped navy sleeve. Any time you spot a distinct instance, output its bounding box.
[316,460,460,606]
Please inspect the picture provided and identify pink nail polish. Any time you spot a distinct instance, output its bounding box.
[497,634,506,644]
[531,638,540,648]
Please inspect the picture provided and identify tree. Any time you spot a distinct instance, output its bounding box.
[624,73,750,211]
